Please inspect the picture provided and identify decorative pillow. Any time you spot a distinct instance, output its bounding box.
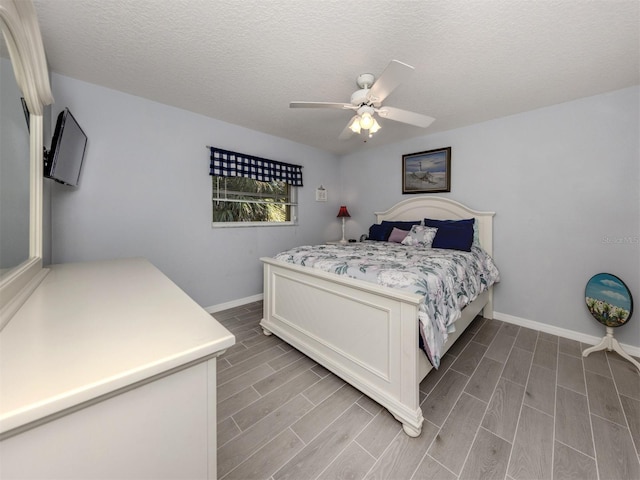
[424,218,474,251]
[368,220,421,241]
[388,227,410,243]
[472,220,480,246]
[401,225,438,247]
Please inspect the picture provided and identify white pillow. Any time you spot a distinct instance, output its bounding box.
[401,225,438,247]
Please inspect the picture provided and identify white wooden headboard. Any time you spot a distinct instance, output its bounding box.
[375,196,495,256]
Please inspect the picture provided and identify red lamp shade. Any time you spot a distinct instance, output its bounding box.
[337,206,351,218]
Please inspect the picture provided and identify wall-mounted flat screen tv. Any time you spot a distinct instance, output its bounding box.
[44,108,88,187]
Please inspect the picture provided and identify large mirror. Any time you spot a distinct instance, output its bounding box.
[0,53,30,278]
[0,0,53,329]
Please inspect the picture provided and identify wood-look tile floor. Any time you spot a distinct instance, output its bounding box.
[214,301,640,480]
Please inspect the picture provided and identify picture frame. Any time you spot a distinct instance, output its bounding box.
[402,147,451,194]
[585,273,633,328]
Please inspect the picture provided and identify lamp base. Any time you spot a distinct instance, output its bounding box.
[340,218,347,245]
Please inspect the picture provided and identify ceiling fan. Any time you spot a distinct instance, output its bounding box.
[290,60,435,140]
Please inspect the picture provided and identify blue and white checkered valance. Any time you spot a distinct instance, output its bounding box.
[209,147,303,186]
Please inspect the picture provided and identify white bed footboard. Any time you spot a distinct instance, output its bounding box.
[260,258,426,436]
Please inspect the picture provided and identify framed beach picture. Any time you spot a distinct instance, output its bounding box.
[585,273,633,328]
[402,147,451,194]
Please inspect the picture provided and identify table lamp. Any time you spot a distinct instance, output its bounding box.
[337,206,350,244]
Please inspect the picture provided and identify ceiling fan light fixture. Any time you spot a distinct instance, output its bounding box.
[289,60,435,141]
[359,112,374,130]
[348,116,362,134]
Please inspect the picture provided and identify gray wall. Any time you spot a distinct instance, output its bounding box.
[48,73,341,307]
[339,86,639,348]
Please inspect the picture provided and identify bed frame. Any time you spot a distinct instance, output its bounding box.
[260,196,495,437]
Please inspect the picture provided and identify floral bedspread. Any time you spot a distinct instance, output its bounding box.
[273,241,500,368]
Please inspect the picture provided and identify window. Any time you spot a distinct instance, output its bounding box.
[212,176,297,225]
[209,147,302,226]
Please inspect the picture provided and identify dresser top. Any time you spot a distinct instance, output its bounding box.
[0,258,234,435]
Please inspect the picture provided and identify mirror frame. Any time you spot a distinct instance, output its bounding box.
[0,0,53,329]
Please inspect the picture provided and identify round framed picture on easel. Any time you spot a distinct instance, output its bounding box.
[582,273,639,372]
[585,273,633,328]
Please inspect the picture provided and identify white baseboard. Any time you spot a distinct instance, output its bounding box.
[205,294,263,314]
[494,311,640,358]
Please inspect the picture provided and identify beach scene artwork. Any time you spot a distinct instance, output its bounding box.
[585,273,633,327]
[402,147,451,194]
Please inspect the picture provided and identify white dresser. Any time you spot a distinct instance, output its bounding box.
[0,258,234,479]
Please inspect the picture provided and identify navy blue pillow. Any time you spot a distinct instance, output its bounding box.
[424,218,474,251]
[381,220,421,231]
[424,218,475,229]
[368,224,389,241]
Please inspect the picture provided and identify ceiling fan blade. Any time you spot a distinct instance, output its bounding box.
[377,106,435,129]
[290,101,352,109]
[338,116,358,140]
[366,60,414,106]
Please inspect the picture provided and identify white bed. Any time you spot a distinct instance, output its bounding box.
[260,196,495,437]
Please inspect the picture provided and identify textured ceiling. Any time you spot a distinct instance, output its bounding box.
[31,0,639,156]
